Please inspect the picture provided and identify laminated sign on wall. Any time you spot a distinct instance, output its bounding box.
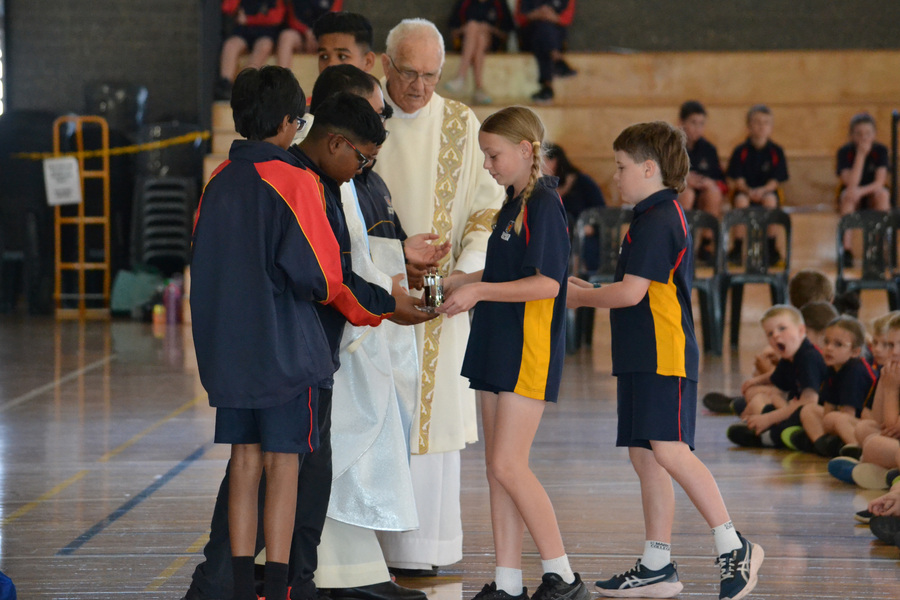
[43,156,83,206]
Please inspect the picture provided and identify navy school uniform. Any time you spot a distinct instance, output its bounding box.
[769,337,828,401]
[820,357,877,418]
[462,177,570,402]
[354,166,407,241]
[836,141,890,195]
[688,136,725,184]
[726,138,789,190]
[610,189,700,448]
[287,146,396,385]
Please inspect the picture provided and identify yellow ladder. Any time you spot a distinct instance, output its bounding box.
[52,115,111,320]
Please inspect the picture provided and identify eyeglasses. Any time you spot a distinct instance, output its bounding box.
[387,55,440,87]
[330,133,373,169]
[292,115,307,131]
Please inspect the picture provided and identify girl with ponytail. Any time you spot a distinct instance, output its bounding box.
[438,106,586,600]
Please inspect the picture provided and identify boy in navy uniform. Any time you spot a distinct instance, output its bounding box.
[677,100,725,262]
[725,104,789,265]
[568,121,763,600]
[314,11,377,73]
[183,89,426,600]
[726,305,827,451]
[836,112,891,266]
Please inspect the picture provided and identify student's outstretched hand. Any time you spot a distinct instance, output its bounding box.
[388,273,436,325]
[437,283,482,317]
[567,276,592,309]
[404,233,451,269]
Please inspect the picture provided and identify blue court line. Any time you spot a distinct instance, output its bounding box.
[57,444,210,556]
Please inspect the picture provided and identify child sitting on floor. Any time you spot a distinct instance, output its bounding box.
[785,316,876,457]
[726,305,827,448]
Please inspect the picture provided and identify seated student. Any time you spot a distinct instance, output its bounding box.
[826,311,899,460]
[725,305,827,448]
[785,316,877,457]
[313,11,377,73]
[829,313,900,489]
[677,100,726,262]
[866,447,900,548]
[217,0,287,100]
[543,142,605,230]
[515,0,577,103]
[276,0,343,67]
[837,112,891,267]
[725,104,789,265]
[444,0,514,105]
[703,270,834,414]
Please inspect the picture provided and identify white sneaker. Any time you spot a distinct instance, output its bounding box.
[443,77,465,94]
[472,88,492,105]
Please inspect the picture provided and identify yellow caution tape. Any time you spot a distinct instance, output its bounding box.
[11,130,211,161]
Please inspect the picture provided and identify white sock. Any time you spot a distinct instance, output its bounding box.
[495,566,523,596]
[541,555,575,584]
[712,521,742,555]
[641,540,671,571]
[760,430,776,447]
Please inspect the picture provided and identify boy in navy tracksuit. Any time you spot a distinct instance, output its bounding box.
[568,121,763,600]
[186,85,411,600]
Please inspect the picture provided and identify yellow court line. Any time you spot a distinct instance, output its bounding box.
[144,532,209,591]
[98,393,208,463]
[0,470,88,526]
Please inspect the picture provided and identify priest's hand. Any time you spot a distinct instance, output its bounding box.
[404,233,451,269]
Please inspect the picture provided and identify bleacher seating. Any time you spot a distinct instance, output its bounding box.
[205,50,900,210]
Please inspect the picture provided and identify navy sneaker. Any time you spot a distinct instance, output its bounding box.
[531,573,590,600]
[595,560,683,598]
[471,582,528,600]
[717,534,764,600]
[530,86,554,104]
[827,456,858,483]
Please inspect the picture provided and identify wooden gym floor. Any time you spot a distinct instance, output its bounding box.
[0,214,898,599]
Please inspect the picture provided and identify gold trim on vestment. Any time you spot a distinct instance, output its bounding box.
[416,99,468,454]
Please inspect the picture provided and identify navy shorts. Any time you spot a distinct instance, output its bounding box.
[214,387,318,454]
[230,25,281,48]
[616,372,697,450]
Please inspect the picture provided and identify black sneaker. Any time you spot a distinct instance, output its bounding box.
[869,516,900,544]
[766,237,782,268]
[727,423,763,448]
[531,86,554,104]
[730,397,748,416]
[553,59,578,78]
[531,573,590,600]
[839,444,863,460]
[813,434,845,458]
[595,560,683,598]
[703,392,739,414]
[717,534,764,600]
[780,426,813,453]
[854,509,874,524]
[471,582,529,600]
[887,468,900,487]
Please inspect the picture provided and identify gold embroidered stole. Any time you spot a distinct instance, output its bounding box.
[416,99,468,454]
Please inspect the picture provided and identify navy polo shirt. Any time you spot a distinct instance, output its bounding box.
[769,338,827,400]
[820,357,877,418]
[462,177,570,402]
[727,139,789,188]
[836,141,890,187]
[610,189,699,381]
[688,137,725,182]
[354,166,407,241]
